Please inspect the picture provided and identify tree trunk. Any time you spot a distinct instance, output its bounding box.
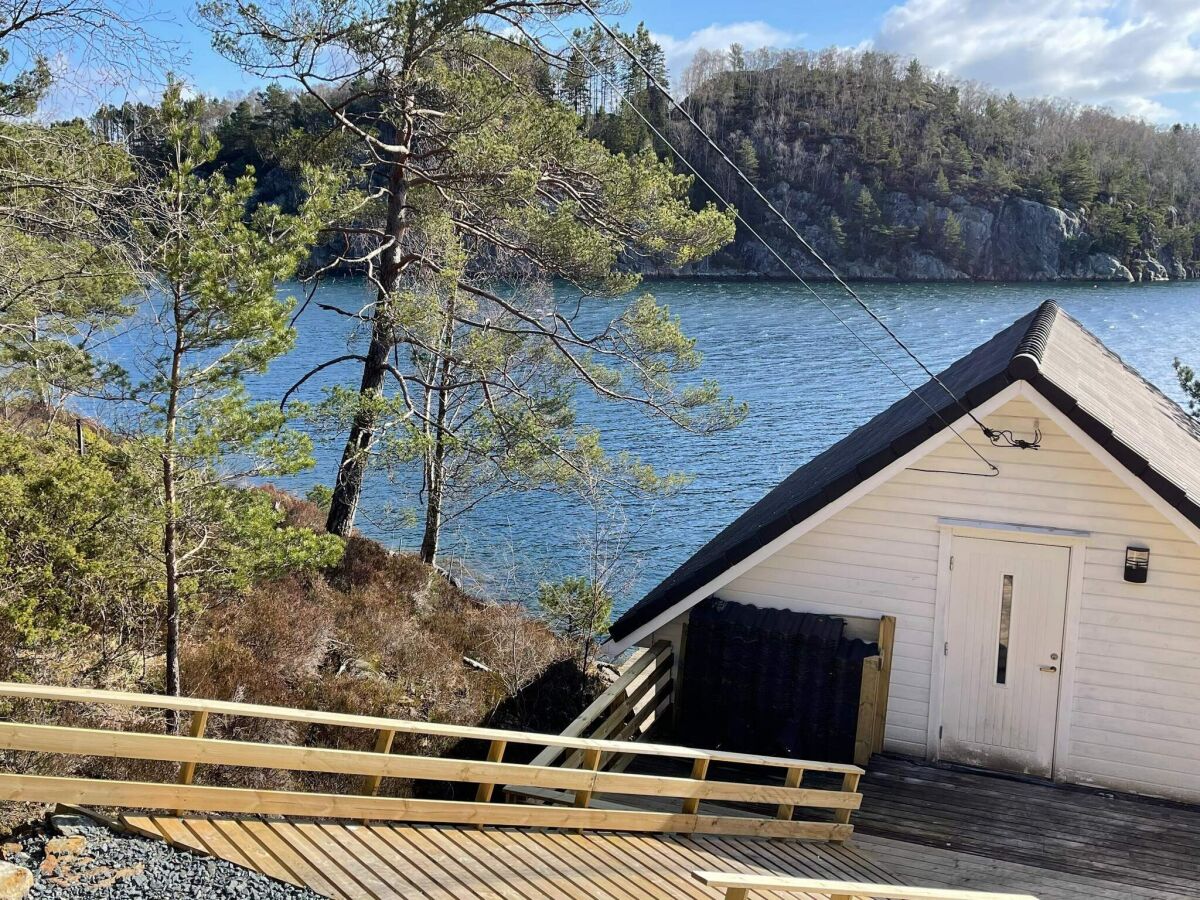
[325,326,392,537]
[418,293,456,566]
[162,286,184,730]
[162,452,180,704]
[325,142,410,538]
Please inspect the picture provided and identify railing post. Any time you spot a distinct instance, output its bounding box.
[875,616,896,755]
[569,746,603,833]
[854,656,882,767]
[360,728,396,797]
[723,889,749,900]
[474,739,507,803]
[680,757,709,815]
[177,711,209,786]
[833,771,862,836]
[774,765,805,821]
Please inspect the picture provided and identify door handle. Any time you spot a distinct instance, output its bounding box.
[1039,665,1058,673]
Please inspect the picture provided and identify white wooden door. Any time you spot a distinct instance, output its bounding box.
[940,536,1070,778]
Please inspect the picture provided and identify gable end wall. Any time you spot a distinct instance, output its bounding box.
[646,396,1200,802]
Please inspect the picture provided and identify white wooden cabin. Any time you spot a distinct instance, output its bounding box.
[605,300,1200,803]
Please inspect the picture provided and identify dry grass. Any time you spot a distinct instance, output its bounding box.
[0,497,590,822]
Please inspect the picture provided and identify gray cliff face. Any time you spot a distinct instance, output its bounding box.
[680,191,1180,282]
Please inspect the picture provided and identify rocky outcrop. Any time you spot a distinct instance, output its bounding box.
[1071,253,1134,282]
[983,198,1082,280]
[693,191,1188,282]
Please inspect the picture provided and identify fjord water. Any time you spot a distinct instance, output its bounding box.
[257,279,1200,611]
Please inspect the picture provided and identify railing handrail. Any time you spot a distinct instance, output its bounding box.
[692,872,1039,900]
[0,679,862,775]
[0,679,864,839]
[0,721,859,809]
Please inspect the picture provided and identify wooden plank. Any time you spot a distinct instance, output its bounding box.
[0,680,861,773]
[348,824,454,899]
[573,748,602,809]
[529,641,671,766]
[177,711,209,786]
[204,818,301,887]
[775,766,805,821]
[293,822,391,899]
[360,729,395,797]
[381,826,506,900]
[691,871,1040,899]
[474,830,596,900]
[318,823,425,899]
[0,722,857,809]
[474,739,506,803]
[834,773,861,830]
[271,820,375,900]
[0,771,850,838]
[237,819,347,900]
[854,656,883,767]
[875,616,897,754]
[559,656,674,769]
[680,758,708,816]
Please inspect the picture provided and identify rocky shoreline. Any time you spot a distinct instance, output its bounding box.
[647,196,1195,285]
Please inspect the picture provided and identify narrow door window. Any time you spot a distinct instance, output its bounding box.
[996,574,1013,684]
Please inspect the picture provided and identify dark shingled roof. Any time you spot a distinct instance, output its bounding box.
[610,300,1200,643]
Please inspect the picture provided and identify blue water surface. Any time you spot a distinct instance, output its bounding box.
[138,279,1200,611]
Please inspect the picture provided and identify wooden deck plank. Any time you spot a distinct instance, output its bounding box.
[855,757,1200,894]
[238,819,348,900]
[301,823,398,900]
[271,821,376,900]
[373,826,500,900]
[206,818,303,887]
[596,834,711,900]
[319,823,429,899]
[571,832,689,900]
[118,816,898,899]
[395,824,517,900]
[475,830,596,900]
[183,818,268,877]
[853,833,1195,900]
[431,825,552,900]
[519,829,645,900]
[346,825,443,900]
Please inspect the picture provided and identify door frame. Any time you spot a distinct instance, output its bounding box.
[928,523,1087,780]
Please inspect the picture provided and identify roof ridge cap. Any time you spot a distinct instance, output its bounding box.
[1008,300,1059,380]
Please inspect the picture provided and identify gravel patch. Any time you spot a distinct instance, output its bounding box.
[4,818,323,899]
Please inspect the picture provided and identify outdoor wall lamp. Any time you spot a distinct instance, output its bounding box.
[1124,546,1150,583]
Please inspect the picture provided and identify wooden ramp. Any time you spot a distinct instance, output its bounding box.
[122,815,895,900]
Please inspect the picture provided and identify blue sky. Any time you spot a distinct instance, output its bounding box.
[137,0,1200,125]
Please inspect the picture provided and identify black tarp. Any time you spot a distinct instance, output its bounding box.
[677,597,878,763]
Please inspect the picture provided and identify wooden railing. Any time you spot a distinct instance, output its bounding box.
[692,872,1038,900]
[0,680,863,840]
[853,615,896,767]
[531,639,675,772]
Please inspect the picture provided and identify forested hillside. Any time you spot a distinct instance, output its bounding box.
[92,42,1200,282]
[672,48,1200,281]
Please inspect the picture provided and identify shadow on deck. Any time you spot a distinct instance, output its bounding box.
[617,753,1200,900]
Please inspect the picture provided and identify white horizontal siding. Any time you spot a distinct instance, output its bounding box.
[710,396,1200,800]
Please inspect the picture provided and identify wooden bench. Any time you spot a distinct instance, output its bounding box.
[692,872,1039,900]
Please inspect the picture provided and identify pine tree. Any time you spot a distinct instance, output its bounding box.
[933,167,951,200]
[735,137,760,182]
[128,81,339,705]
[205,4,742,564]
[942,211,965,262]
[1058,144,1099,205]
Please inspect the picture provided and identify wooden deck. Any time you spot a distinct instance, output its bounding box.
[852,756,1200,899]
[121,815,896,899]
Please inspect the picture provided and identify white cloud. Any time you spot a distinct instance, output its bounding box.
[652,21,805,83]
[874,0,1200,121]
